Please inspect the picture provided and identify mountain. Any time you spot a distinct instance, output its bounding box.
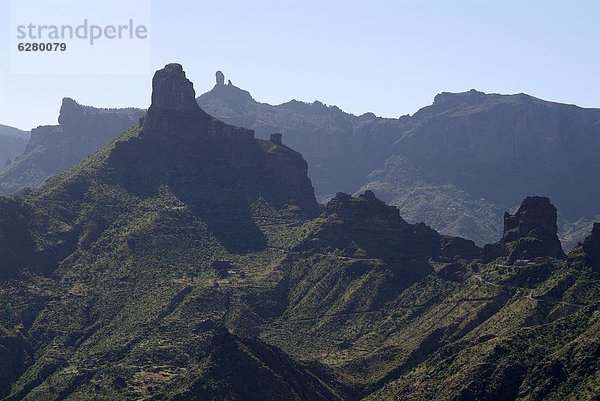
[197,71,396,199]
[0,125,29,167]
[197,75,600,248]
[0,99,143,196]
[0,64,598,400]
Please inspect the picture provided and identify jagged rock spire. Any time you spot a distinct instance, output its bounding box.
[483,196,565,263]
[143,63,209,132]
[150,63,198,112]
[216,70,225,86]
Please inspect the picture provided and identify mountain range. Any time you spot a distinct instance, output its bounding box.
[3,71,600,250]
[197,73,600,249]
[0,64,598,400]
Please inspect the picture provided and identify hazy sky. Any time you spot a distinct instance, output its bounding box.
[1,0,599,130]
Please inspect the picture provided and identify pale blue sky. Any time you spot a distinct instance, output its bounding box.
[1,0,599,130]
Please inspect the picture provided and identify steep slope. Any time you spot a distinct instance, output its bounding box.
[263,195,600,400]
[0,99,143,196]
[198,76,600,247]
[0,125,29,167]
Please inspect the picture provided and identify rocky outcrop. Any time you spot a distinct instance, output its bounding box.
[149,63,198,112]
[300,190,479,260]
[112,64,319,222]
[581,223,600,267]
[325,190,408,227]
[216,70,225,86]
[483,196,566,263]
[569,222,600,272]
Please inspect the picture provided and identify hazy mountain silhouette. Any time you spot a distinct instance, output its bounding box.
[0,99,143,196]
[198,74,600,248]
[0,125,29,167]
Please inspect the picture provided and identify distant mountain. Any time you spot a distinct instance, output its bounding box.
[197,72,396,198]
[198,75,600,248]
[0,125,29,167]
[0,64,598,400]
[0,99,143,195]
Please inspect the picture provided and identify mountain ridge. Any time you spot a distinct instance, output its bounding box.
[197,72,600,248]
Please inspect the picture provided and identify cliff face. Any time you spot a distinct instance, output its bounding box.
[113,64,319,222]
[483,196,566,263]
[0,99,143,195]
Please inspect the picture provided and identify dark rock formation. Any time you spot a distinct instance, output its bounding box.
[149,64,198,112]
[301,190,480,260]
[142,63,214,134]
[115,64,319,224]
[325,190,407,227]
[216,70,225,86]
[270,133,282,145]
[483,196,566,263]
[582,223,600,267]
[569,222,600,272]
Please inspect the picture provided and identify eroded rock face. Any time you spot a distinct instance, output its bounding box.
[325,190,408,228]
[216,70,225,86]
[302,190,480,260]
[483,196,565,263]
[582,223,600,267]
[150,63,198,112]
[115,63,320,220]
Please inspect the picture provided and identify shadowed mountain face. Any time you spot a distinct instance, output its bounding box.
[0,125,29,167]
[0,99,144,196]
[483,196,566,263]
[198,77,600,248]
[0,65,599,400]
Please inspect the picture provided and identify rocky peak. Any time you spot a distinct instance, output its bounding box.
[567,222,600,272]
[575,222,600,271]
[143,63,212,133]
[504,197,559,239]
[216,70,225,86]
[149,63,199,112]
[57,97,85,128]
[582,223,600,260]
[196,71,254,113]
[325,191,410,231]
[483,196,565,263]
[300,191,479,260]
